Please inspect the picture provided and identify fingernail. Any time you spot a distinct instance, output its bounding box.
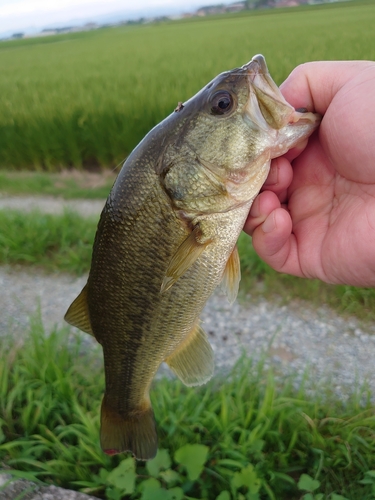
[262,214,276,233]
[264,164,278,185]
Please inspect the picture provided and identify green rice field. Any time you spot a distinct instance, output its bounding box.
[0,0,374,170]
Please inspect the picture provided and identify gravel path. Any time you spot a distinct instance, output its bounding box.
[1,195,375,401]
[0,194,104,218]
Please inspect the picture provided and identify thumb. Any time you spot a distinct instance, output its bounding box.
[280,60,374,115]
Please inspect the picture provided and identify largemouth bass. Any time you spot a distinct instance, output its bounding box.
[65,55,320,460]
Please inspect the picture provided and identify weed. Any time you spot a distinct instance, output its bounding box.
[1,320,375,498]
[0,209,96,274]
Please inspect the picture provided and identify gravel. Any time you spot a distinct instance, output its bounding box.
[0,194,103,218]
[1,255,375,402]
[0,475,97,500]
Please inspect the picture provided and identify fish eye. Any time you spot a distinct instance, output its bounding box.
[210,91,234,116]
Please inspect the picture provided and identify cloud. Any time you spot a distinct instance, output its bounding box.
[0,0,220,36]
[0,0,122,33]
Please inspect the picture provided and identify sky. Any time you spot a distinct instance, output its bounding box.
[0,0,222,37]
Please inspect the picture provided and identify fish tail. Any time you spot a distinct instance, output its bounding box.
[100,397,157,460]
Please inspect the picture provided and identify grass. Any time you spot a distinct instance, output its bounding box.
[1,318,375,499]
[0,170,116,199]
[0,209,96,275]
[0,207,374,323]
[0,0,374,170]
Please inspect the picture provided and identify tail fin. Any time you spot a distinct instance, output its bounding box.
[100,397,157,460]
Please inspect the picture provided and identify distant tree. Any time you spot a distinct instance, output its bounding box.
[256,0,274,7]
[245,0,258,8]
[11,33,24,39]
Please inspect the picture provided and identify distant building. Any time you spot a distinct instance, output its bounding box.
[84,22,98,30]
[196,5,227,16]
[275,0,299,6]
[227,2,246,11]
[4,0,346,43]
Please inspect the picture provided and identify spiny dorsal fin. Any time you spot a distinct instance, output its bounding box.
[165,322,214,387]
[64,284,94,336]
[161,226,210,293]
[220,245,241,305]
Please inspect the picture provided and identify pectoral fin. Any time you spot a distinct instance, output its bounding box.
[64,284,94,336]
[165,322,214,386]
[161,226,211,293]
[220,245,241,304]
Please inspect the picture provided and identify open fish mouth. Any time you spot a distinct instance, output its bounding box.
[242,54,320,133]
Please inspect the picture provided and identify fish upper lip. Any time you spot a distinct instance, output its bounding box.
[289,110,322,126]
[241,54,268,76]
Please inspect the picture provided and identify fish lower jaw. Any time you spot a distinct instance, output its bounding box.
[269,115,321,159]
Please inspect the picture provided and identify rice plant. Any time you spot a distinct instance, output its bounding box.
[0,1,374,170]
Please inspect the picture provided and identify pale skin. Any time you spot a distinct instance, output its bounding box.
[244,60,375,288]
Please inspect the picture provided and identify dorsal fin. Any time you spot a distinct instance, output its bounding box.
[64,284,94,336]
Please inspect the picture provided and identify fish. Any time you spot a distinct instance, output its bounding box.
[65,54,320,460]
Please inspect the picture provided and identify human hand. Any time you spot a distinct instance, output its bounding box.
[244,60,375,287]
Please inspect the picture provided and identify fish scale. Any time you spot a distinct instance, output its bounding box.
[65,54,320,460]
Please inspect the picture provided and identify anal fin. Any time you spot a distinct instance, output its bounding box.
[165,322,214,387]
[64,284,93,336]
[220,245,241,304]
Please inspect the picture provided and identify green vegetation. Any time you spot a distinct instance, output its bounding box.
[0,209,96,274]
[0,170,116,199]
[1,320,375,499]
[0,208,374,322]
[0,1,374,170]
[1,6,374,496]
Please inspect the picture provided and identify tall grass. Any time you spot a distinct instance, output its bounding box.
[1,319,375,499]
[0,1,374,170]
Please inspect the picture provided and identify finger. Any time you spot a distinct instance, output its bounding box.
[251,208,303,277]
[244,191,281,236]
[283,137,308,162]
[262,157,293,202]
[280,60,374,115]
